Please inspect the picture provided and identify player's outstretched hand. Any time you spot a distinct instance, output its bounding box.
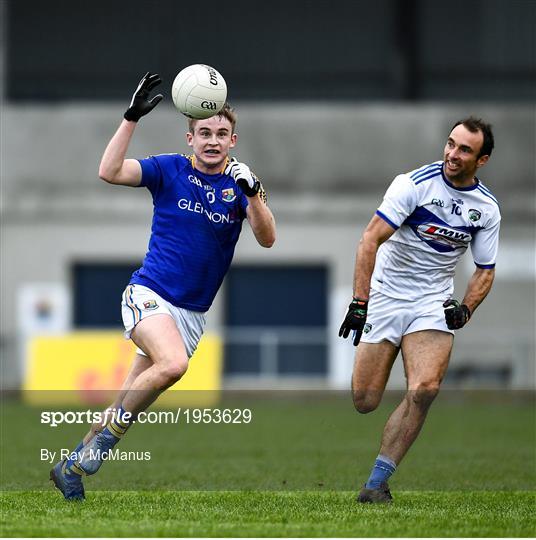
[443,299,471,329]
[339,297,369,346]
[124,72,163,122]
[225,158,260,197]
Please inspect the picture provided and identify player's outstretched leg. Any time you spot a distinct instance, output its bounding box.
[50,354,153,499]
[75,314,188,476]
[357,330,452,503]
[352,341,398,503]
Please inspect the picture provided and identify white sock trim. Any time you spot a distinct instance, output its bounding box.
[377,453,397,470]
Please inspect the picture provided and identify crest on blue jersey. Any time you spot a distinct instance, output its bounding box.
[468,209,481,222]
[222,188,236,202]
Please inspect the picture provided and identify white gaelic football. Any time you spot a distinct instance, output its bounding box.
[171,64,227,119]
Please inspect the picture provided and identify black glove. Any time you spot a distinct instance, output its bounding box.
[124,72,163,122]
[339,297,369,346]
[443,299,471,330]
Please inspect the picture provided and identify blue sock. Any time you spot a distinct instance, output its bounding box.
[103,406,133,441]
[65,441,84,471]
[65,407,132,471]
[73,441,84,453]
[365,454,397,489]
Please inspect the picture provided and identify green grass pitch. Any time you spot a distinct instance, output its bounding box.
[1,391,534,537]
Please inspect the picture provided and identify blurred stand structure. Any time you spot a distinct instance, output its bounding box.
[1,0,534,391]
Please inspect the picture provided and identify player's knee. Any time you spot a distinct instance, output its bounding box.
[410,381,440,408]
[352,390,380,414]
[158,359,188,386]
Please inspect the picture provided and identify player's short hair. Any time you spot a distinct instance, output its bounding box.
[188,102,237,134]
[451,117,494,158]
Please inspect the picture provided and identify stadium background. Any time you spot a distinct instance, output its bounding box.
[1,0,534,393]
[0,2,535,536]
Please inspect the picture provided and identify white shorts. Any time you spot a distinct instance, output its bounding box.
[359,289,454,347]
[121,284,206,358]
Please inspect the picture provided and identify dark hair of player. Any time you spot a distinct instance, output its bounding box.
[451,117,495,158]
[188,102,237,134]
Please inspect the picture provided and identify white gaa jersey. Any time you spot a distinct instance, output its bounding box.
[372,161,501,300]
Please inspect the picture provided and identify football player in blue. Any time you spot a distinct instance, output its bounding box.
[50,72,276,500]
[339,118,499,503]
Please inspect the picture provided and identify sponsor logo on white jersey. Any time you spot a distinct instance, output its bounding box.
[417,223,471,247]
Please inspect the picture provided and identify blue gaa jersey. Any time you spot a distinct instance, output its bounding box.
[129,154,249,312]
[373,161,501,300]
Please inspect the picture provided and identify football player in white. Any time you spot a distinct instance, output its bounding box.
[339,117,500,503]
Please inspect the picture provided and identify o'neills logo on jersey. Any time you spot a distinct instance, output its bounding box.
[178,198,233,224]
[417,223,471,247]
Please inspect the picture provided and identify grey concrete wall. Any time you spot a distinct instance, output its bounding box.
[3,103,534,222]
[1,103,534,388]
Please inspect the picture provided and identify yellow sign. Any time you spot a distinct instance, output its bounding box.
[23,331,222,406]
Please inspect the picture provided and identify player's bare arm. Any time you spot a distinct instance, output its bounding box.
[99,72,163,186]
[225,159,276,248]
[98,120,142,186]
[444,264,496,331]
[353,215,396,299]
[446,268,495,322]
[339,215,396,346]
[246,196,276,248]
[461,267,495,314]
